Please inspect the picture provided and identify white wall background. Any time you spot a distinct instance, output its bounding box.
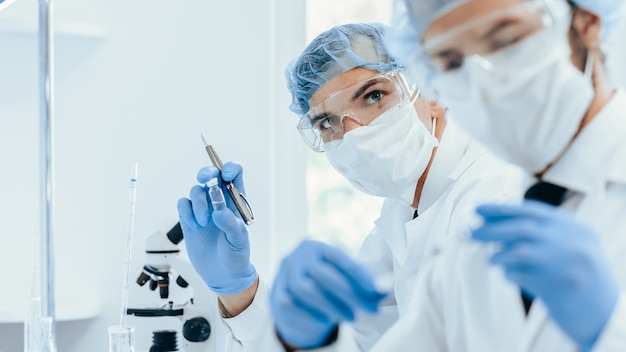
[0,0,308,350]
[605,19,626,90]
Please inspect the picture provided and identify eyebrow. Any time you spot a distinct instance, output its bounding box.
[310,112,331,124]
[350,79,383,102]
[436,49,459,59]
[481,19,516,40]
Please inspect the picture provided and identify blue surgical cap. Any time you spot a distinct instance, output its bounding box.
[285,23,403,116]
[400,0,466,43]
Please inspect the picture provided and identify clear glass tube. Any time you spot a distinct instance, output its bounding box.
[120,163,138,326]
[108,325,135,352]
[40,316,57,352]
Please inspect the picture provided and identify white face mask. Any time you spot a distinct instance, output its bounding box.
[432,17,594,174]
[324,101,439,205]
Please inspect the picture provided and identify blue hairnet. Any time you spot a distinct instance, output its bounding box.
[396,0,466,44]
[285,23,403,116]
[384,0,468,86]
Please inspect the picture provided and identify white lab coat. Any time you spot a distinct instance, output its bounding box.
[219,122,524,351]
[362,90,626,352]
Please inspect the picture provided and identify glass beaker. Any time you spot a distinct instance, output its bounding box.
[108,325,135,352]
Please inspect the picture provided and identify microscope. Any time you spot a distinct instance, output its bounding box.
[127,223,217,352]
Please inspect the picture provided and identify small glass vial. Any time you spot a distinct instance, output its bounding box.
[206,178,226,210]
[108,325,135,352]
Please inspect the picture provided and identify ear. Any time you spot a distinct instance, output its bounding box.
[429,101,446,119]
[570,7,602,50]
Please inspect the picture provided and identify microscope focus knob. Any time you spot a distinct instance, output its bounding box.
[176,275,189,288]
[182,317,211,343]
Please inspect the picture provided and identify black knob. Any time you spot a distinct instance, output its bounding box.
[149,330,178,352]
[183,317,211,342]
[167,222,184,245]
[176,275,189,288]
[136,272,150,286]
[159,277,169,299]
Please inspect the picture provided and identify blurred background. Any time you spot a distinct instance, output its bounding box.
[0,0,624,350]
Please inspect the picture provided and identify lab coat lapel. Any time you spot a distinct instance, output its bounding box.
[517,300,549,352]
[404,207,439,267]
[375,201,413,265]
[375,201,439,269]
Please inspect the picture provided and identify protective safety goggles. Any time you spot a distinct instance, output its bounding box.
[297,70,415,152]
[407,0,571,97]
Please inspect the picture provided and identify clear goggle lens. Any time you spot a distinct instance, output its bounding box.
[419,0,570,73]
[297,70,413,152]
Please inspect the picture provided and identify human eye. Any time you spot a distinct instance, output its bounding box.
[441,51,465,72]
[444,57,464,71]
[430,48,465,72]
[316,115,339,131]
[364,90,385,104]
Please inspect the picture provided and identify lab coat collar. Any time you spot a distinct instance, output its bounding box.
[417,120,471,215]
[377,121,477,265]
[543,90,626,193]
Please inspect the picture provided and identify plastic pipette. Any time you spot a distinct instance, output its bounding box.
[119,163,139,326]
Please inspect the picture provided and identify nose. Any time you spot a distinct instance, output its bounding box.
[342,115,363,134]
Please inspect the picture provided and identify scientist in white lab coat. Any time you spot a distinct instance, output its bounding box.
[177,23,522,351]
[359,0,626,351]
[178,24,521,351]
[178,24,522,351]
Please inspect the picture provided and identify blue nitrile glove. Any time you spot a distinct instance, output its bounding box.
[177,161,257,295]
[270,240,387,350]
[471,200,619,351]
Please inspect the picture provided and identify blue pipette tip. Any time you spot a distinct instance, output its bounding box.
[201,134,209,147]
[130,163,139,184]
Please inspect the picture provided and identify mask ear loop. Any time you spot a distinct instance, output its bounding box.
[409,89,437,135]
[583,49,594,83]
[410,89,421,104]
